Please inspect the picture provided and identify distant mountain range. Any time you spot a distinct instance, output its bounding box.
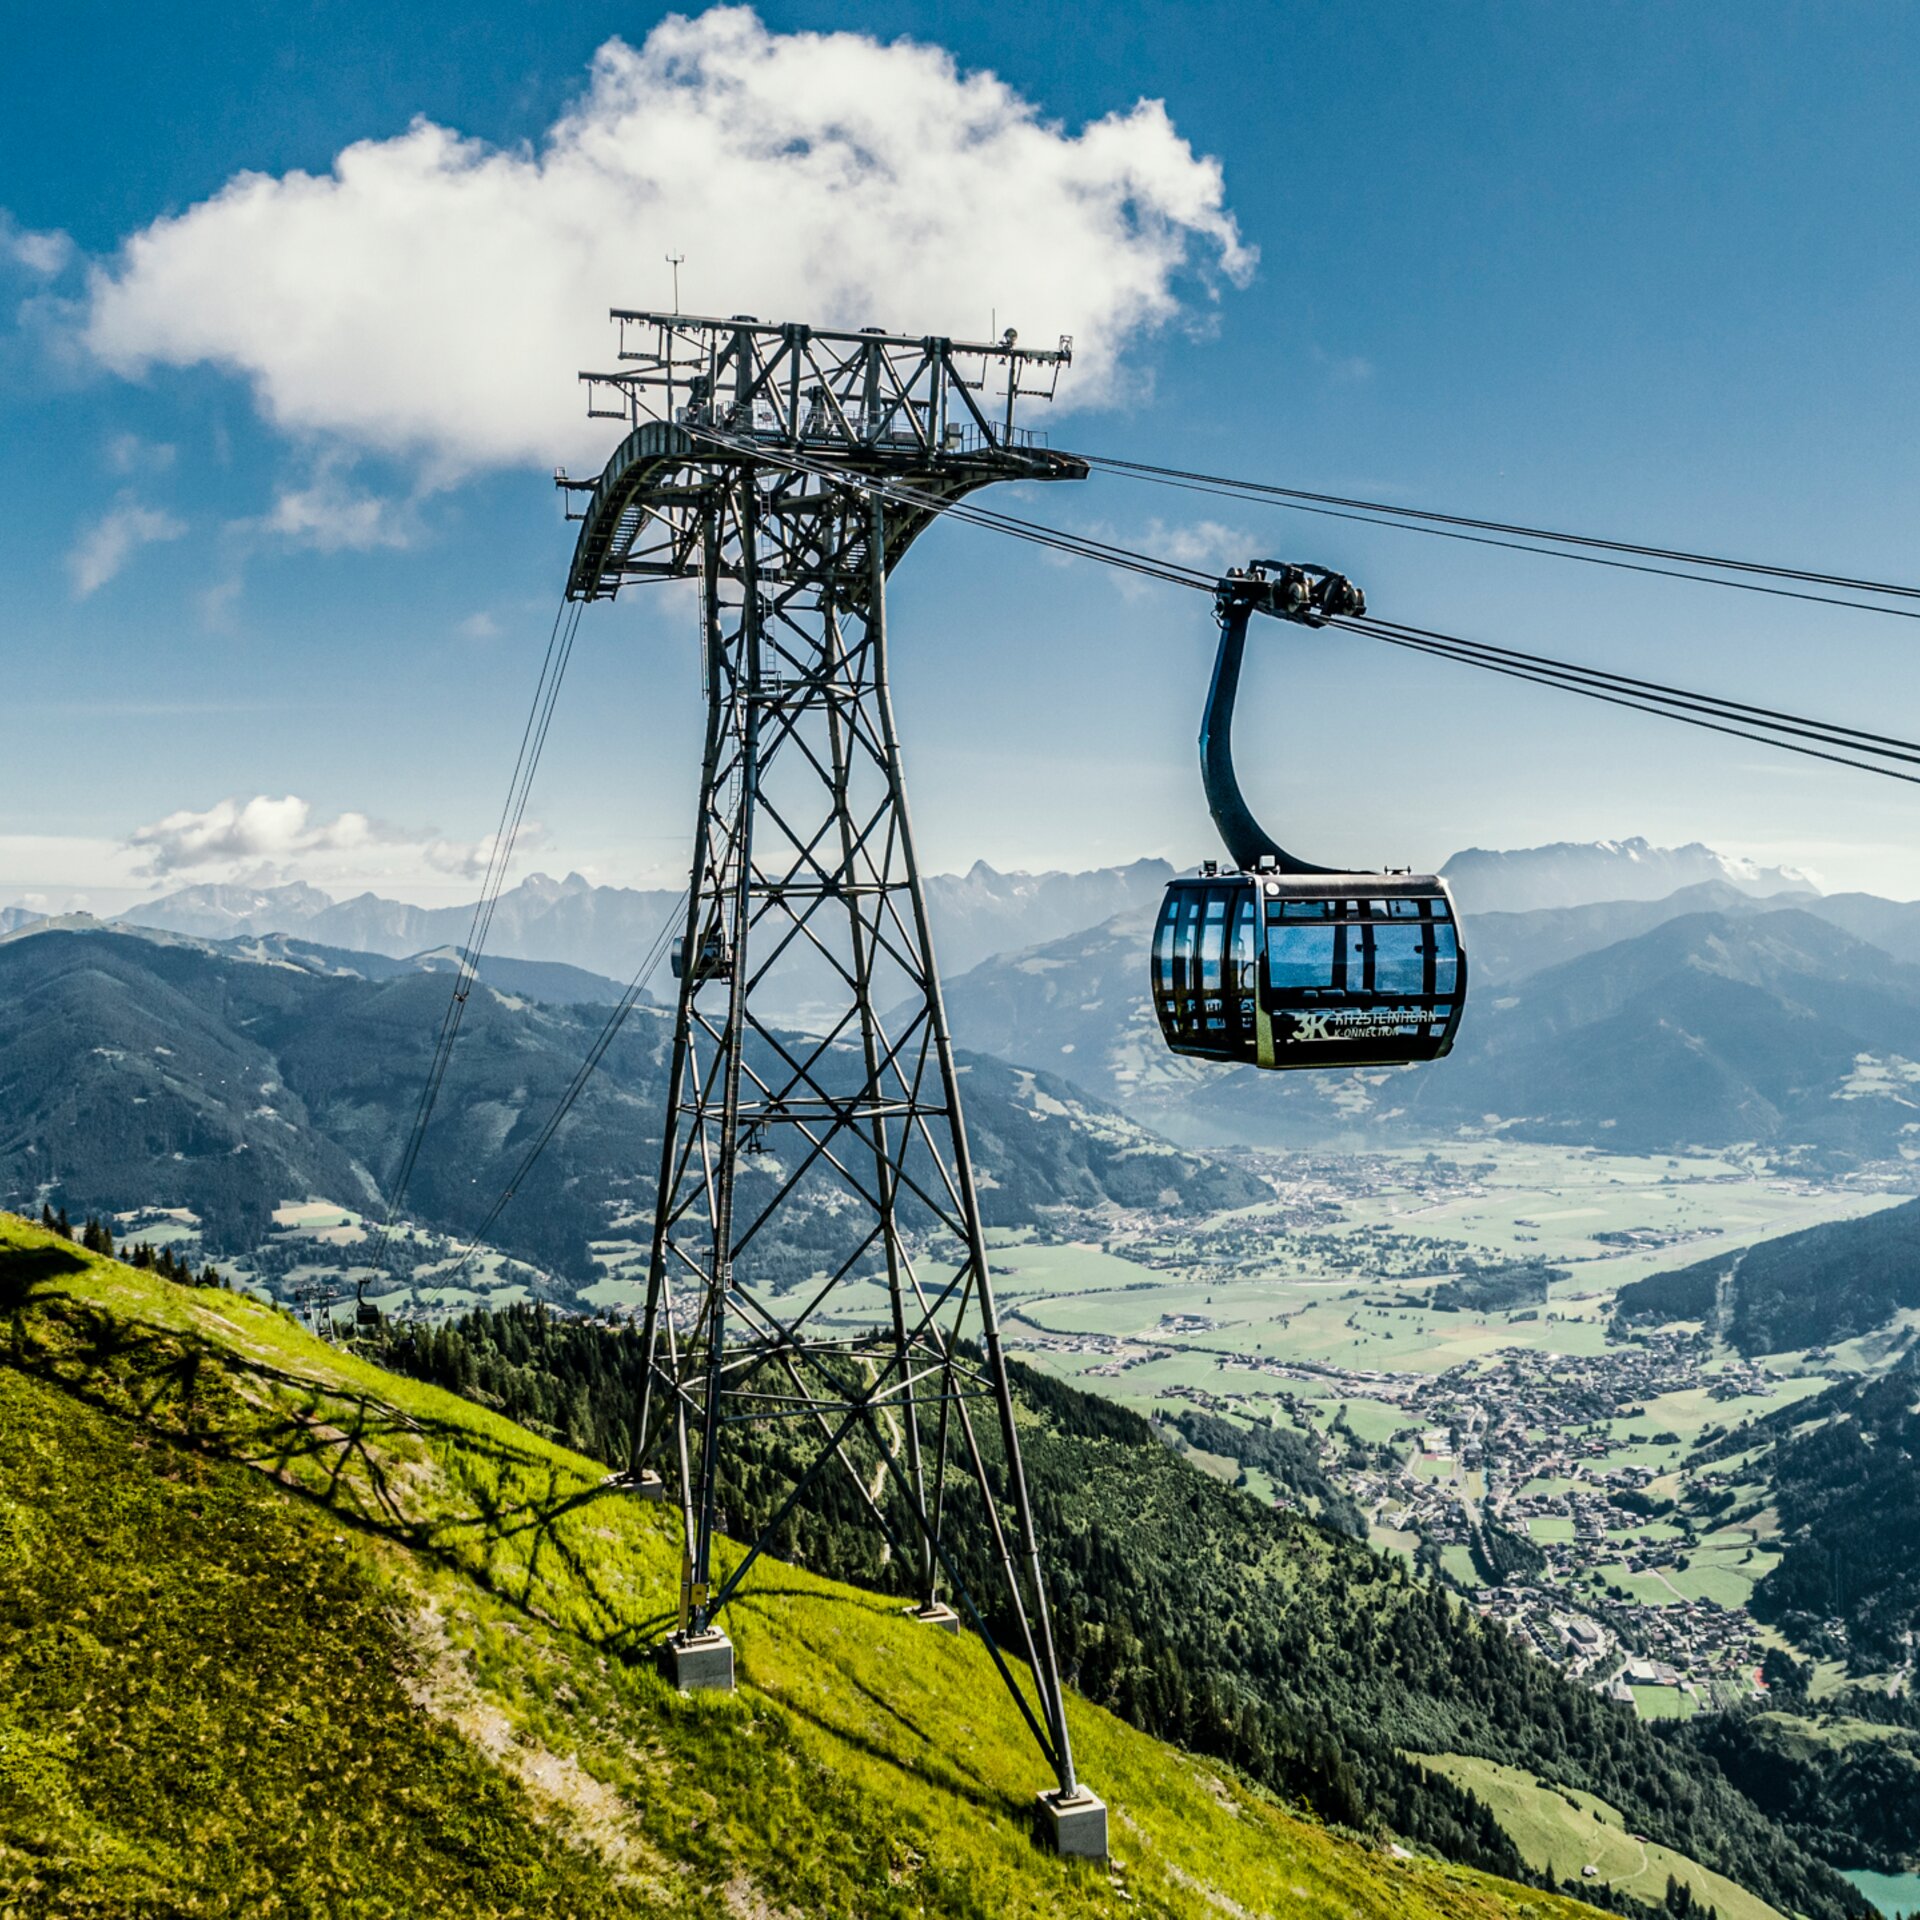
[0,924,1262,1279]
[12,837,1825,1003]
[1439,837,1817,915]
[0,916,633,1007]
[95,860,1178,1016]
[9,835,1917,1170]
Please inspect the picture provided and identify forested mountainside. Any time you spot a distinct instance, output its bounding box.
[1676,1692,1920,1876]
[361,1298,1866,1920]
[0,1216,1604,1920]
[0,928,1260,1278]
[1687,1348,1920,1671]
[1615,1197,1920,1354]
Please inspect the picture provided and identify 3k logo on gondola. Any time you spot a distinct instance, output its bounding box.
[1289,1008,1446,1043]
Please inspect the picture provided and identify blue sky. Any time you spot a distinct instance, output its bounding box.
[4,1,1919,912]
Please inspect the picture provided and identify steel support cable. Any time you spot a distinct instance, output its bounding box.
[1336,619,1920,787]
[365,593,587,1293]
[1349,615,1920,764]
[433,893,688,1290]
[378,595,584,1236]
[1081,453,1920,611]
[1361,630,1920,785]
[1082,463,1920,623]
[685,428,1920,786]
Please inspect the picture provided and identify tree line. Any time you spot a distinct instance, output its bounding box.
[32,1204,226,1288]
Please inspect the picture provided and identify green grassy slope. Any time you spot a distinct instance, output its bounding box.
[1414,1756,1781,1920]
[354,1289,1868,1918]
[0,1215,1595,1920]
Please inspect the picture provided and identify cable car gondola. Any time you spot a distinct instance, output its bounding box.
[1152,562,1467,1071]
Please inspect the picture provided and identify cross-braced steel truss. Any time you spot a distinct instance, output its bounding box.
[560,314,1092,1803]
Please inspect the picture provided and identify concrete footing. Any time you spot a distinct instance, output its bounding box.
[908,1600,961,1634]
[606,1469,667,1501]
[1035,1786,1107,1860]
[659,1630,734,1693]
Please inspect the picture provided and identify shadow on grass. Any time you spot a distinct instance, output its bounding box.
[1,1260,656,1658]
[0,1244,88,1310]
[730,1582,1007,1812]
[3,1251,1038,1827]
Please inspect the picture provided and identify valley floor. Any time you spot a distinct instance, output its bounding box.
[982,1142,1911,1715]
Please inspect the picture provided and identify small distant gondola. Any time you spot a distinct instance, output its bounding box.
[1152,563,1467,1071]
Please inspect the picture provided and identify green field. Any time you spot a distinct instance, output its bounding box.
[997,1144,1894,1418]
[1415,1754,1779,1920]
[1337,1397,1410,1444]
[1629,1684,1699,1721]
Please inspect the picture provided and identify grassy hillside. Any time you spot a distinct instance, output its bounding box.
[0,1213,1596,1920]
[359,1297,1867,1920]
[1413,1756,1780,1920]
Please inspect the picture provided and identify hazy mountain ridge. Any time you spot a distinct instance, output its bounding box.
[0,925,1263,1278]
[1441,837,1817,915]
[105,839,1821,976]
[0,912,632,1007]
[111,858,1179,1012]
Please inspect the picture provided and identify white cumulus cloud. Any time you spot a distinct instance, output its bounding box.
[81,8,1251,478]
[263,463,414,550]
[128,795,382,876]
[2,214,74,278]
[123,792,538,889]
[67,498,188,598]
[423,824,535,881]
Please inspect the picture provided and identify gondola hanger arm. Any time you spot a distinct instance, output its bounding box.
[1200,562,1367,874]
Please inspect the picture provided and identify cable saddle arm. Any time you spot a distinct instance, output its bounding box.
[1200,561,1365,874]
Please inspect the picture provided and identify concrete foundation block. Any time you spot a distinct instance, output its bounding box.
[1035,1786,1107,1861]
[909,1600,961,1633]
[607,1469,667,1501]
[659,1630,734,1693]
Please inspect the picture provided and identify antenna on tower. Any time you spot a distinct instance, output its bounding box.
[665,253,686,314]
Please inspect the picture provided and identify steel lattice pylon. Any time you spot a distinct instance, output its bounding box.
[559,313,1103,1840]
